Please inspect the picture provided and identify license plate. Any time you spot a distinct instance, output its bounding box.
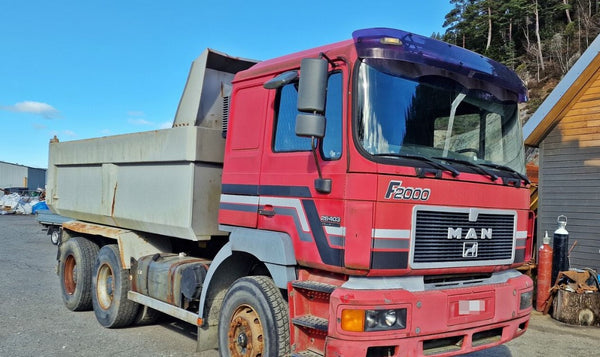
[459,299,486,315]
[448,291,494,325]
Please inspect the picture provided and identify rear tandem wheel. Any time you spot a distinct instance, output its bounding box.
[92,244,140,328]
[58,236,99,311]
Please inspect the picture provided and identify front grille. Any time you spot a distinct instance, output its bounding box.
[413,209,515,268]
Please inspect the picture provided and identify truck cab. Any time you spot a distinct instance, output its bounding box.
[218,28,533,356]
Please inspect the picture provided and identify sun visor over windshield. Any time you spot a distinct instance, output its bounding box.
[352,28,528,103]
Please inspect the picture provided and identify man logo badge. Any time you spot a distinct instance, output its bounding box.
[463,242,478,258]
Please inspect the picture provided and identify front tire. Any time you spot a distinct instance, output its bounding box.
[92,244,139,328]
[58,237,99,311]
[218,276,290,357]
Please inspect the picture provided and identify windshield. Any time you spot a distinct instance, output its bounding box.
[355,59,525,175]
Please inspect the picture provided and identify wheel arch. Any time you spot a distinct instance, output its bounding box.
[198,227,297,321]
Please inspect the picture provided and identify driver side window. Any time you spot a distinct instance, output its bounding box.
[273,72,342,160]
[273,84,312,152]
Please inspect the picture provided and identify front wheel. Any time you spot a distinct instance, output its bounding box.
[92,244,139,328]
[218,276,290,357]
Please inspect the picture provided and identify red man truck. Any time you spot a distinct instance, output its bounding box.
[47,28,534,357]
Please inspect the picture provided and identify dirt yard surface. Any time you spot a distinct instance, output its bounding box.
[1,214,599,357]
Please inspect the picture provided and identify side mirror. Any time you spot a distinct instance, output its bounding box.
[295,57,332,194]
[296,113,325,138]
[297,58,328,112]
[296,58,328,139]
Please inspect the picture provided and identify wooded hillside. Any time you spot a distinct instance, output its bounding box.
[439,0,600,117]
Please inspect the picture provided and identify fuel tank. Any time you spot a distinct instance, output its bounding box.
[131,253,210,308]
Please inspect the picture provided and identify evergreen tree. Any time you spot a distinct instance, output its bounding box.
[441,0,600,115]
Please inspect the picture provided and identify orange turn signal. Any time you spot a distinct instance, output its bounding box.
[341,309,365,332]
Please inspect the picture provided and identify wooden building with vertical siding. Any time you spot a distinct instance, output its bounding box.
[523,34,600,272]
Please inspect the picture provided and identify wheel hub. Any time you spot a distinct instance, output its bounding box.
[227,305,264,357]
[96,263,114,310]
[63,255,77,295]
[237,331,248,348]
[105,276,113,296]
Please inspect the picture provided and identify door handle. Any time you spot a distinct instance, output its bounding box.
[259,205,275,217]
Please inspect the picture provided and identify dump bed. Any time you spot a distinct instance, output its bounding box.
[46,49,256,241]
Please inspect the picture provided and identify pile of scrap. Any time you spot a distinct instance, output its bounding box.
[0,190,44,215]
[0,192,20,214]
[544,269,600,326]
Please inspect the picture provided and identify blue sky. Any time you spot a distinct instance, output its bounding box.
[1,1,452,168]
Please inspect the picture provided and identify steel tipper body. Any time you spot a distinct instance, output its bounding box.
[49,28,533,357]
[219,28,533,356]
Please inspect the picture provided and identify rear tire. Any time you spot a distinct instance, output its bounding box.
[92,244,139,328]
[134,305,163,325]
[218,276,290,357]
[58,237,99,311]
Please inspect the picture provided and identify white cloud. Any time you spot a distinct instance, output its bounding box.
[128,118,153,126]
[127,110,172,130]
[158,121,172,129]
[32,123,47,130]
[1,101,60,119]
[127,110,145,117]
[50,130,77,139]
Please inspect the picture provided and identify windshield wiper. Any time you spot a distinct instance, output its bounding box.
[433,156,498,182]
[374,153,460,177]
[479,163,531,185]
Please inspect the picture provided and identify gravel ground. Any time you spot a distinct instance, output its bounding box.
[0,214,214,357]
[1,214,599,357]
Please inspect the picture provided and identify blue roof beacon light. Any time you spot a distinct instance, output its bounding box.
[352,28,528,102]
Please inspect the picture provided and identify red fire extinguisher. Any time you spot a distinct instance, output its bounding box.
[536,231,553,312]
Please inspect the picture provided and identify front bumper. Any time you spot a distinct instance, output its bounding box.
[326,273,532,356]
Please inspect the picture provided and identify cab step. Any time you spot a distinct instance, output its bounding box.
[291,280,336,294]
[292,315,328,332]
[289,271,344,356]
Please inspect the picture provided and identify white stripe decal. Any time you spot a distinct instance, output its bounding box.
[372,229,411,239]
[516,231,528,239]
[259,196,309,232]
[220,194,311,235]
[325,226,346,236]
[220,194,259,205]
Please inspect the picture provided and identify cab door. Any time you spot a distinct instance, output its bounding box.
[258,65,348,269]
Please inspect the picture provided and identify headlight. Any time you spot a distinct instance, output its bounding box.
[384,310,397,327]
[365,310,378,329]
[520,290,533,310]
[341,308,407,332]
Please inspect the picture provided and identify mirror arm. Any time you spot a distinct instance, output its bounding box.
[310,137,332,194]
[311,137,323,179]
[319,52,338,68]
